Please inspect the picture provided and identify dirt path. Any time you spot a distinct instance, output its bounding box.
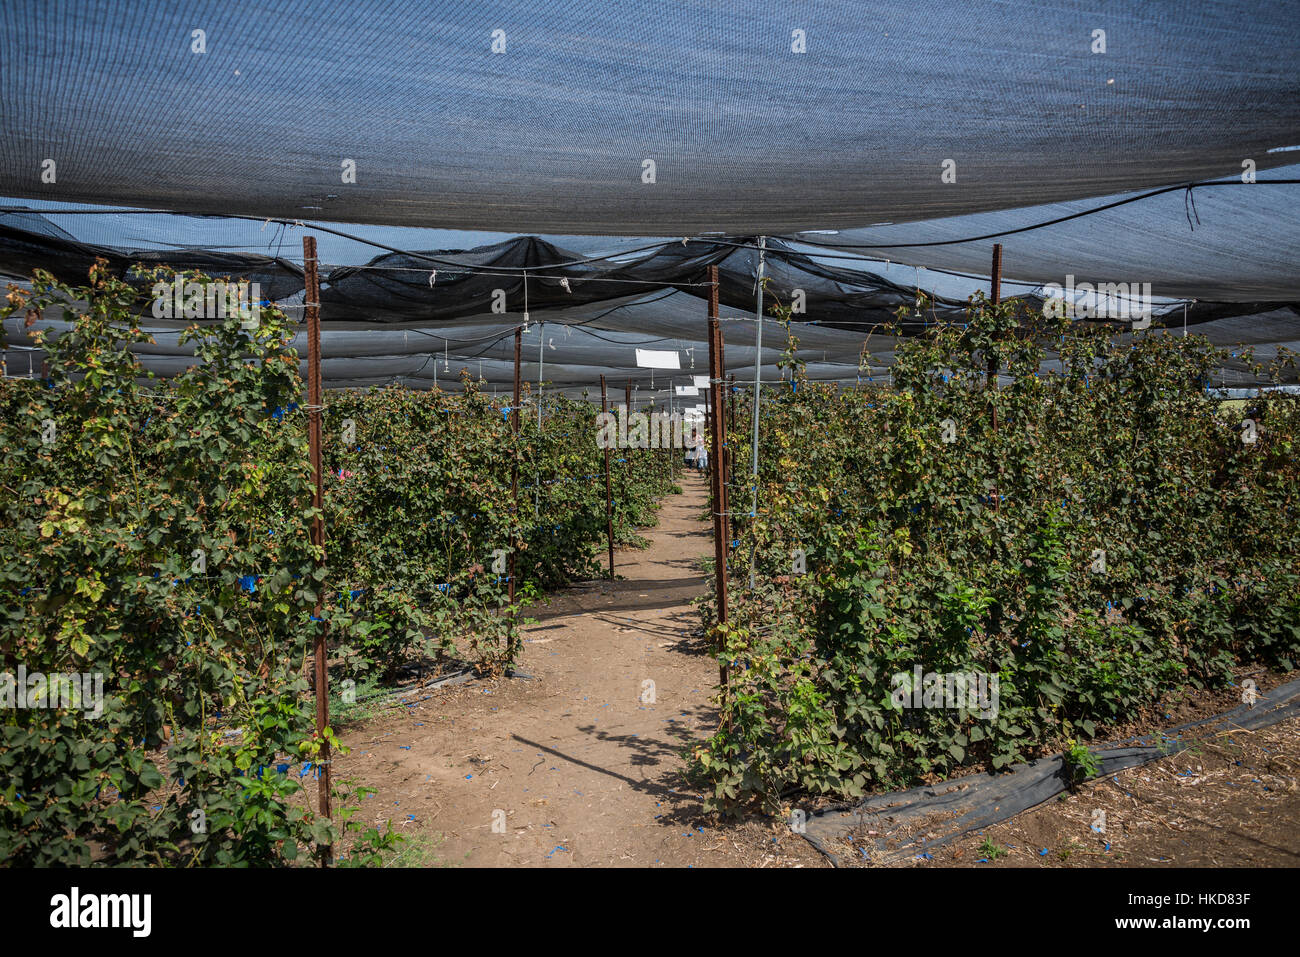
[333,471,819,866]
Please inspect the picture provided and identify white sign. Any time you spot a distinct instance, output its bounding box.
[693,375,710,389]
[635,349,680,370]
[675,385,699,397]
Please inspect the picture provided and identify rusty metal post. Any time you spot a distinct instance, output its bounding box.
[660,400,670,481]
[991,242,1003,307]
[987,242,1003,390]
[510,327,521,604]
[303,235,331,863]
[721,363,731,516]
[989,243,1003,512]
[664,398,671,484]
[725,372,735,543]
[706,267,729,693]
[625,379,633,485]
[600,375,615,578]
[706,331,718,498]
[668,384,676,484]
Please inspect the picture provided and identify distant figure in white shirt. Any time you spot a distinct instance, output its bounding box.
[688,429,707,473]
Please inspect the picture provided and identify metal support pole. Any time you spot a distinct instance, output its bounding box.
[704,372,712,481]
[625,379,633,485]
[664,397,671,483]
[726,372,736,544]
[988,242,1002,389]
[991,242,1003,307]
[303,235,331,864]
[706,266,730,694]
[510,327,521,604]
[660,398,667,481]
[535,323,543,516]
[990,243,1002,513]
[600,374,615,579]
[668,381,675,482]
[748,236,766,588]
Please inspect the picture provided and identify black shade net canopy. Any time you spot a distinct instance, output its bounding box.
[2,197,1299,393]
[1,1,1298,393]
[2,0,1299,234]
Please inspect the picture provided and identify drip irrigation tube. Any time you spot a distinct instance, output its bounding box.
[800,675,1300,866]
